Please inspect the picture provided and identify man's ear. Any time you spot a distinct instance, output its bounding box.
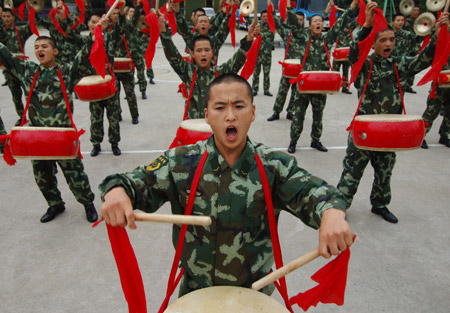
[204,107,209,124]
[54,48,59,56]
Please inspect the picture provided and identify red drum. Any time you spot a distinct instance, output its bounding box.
[437,70,450,88]
[297,71,342,94]
[352,114,425,151]
[74,75,116,102]
[9,126,80,160]
[280,59,301,78]
[113,57,133,73]
[169,119,213,149]
[332,47,350,62]
[0,53,29,70]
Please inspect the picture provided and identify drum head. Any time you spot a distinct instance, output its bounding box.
[284,59,301,65]
[114,57,132,62]
[77,75,112,86]
[165,286,290,313]
[180,119,213,133]
[354,114,422,122]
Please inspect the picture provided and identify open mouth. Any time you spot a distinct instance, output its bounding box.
[384,48,391,53]
[38,53,45,59]
[226,126,237,140]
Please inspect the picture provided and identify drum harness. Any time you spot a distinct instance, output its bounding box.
[346,57,407,131]
[159,151,295,313]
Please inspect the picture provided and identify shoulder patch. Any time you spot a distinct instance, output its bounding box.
[145,155,169,172]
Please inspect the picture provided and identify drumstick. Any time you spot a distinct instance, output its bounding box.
[336,7,345,12]
[252,0,258,26]
[251,248,320,291]
[134,212,212,226]
[445,0,450,13]
[105,0,124,19]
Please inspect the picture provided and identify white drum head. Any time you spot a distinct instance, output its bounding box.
[284,59,301,65]
[354,114,423,122]
[165,286,290,313]
[77,75,112,86]
[180,119,213,133]
[114,57,132,62]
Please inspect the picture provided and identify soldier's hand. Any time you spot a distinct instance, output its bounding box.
[363,1,377,28]
[318,208,354,259]
[98,14,109,31]
[435,12,449,35]
[351,0,358,9]
[158,12,167,31]
[101,187,137,229]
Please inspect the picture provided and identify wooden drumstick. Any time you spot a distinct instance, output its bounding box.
[444,0,450,13]
[134,212,212,226]
[252,0,258,26]
[251,248,320,291]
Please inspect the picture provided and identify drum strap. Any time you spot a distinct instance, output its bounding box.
[283,31,292,61]
[14,25,25,55]
[348,27,353,40]
[346,58,406,131]
[122,35,136,71]
[182,68,198,120]
[20,71,39,126]
[159,151,294,313]
[322,40,333,70]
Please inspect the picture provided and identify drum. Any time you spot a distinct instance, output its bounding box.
[297,71,342,94]
[113,57,133,73]
[169,119,213,149]
[182,54,192,62]
[352,114,425,151]
[165,286,290,313]
[280,59,301,78]
[74,75,116,102]
[332,47,350,62]
[9,126,80,160]
[437,70,450,88]
[0,53,29,70]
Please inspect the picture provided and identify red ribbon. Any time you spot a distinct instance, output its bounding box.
[142,0,150,16]
[279,0,287,22]
[18,3,26,20]
[329,6,337,29]
[74,0,85,24]
[160,4,177,35]
[418,35,431,54]
[89,25,107,78]
[0,135,16,166]
[49,8,68,37]
[228,5,238,47]
[267,3,275,33]
[28,6,40,37]
[145,13,160,69]
[108,0,125,9]
[240,34,262,79]
[239,14,245,24]
[356,0,367,27]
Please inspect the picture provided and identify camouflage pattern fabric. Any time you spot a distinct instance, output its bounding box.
[252,22,274,94]
[0,41,95,207]
[89,98,121,146]
[332,20,358,89]
[98,136,347,296]
[337,26,437,209]
[0,113,6,153]
[115,72,138,119]
[160,30,251,119]
[290,94,326,143]
[3,69,24,118]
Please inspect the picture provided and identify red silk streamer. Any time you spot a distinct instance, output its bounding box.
[349,8,387,85]
[105,224,148,313]
[289,237,355,311]
[239,14,245,24]
[89,25,107,78]
[74,0,85,24]
[12,6,18,16]
[18,3,26,20]
[49,8,68,37]
[145,13,160,69]
[228,5,238,47]
[28,7,40,37]
[0,135,16,166]
[417,24,450,86]
[142,0,150,16]
[329,6,337,29]
[108,0,125,9]
[62,1,70,18]
[160,4,177,35]
[418,35,431,54]
[267,3,275,33]
[279,0,287,22]
[356,0,367,27]
[240,34,262,79]
[71,18,80,31]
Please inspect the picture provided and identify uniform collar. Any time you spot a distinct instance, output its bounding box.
[371,54,394,64]
[205,135,255,179]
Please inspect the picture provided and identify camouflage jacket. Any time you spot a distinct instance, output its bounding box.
[175,10,231,59]
[0,42,92,127]
[335,19,358,48]
[349,26,436,115]
[0,23,33,54]
[98,136,347,294]
[272,9,302,59]
[244,17,275,57]
[209,11,226,34]
[391,28,421,57]
[160,30,251,119]
[274,6,358,71]
[403,16,415,33]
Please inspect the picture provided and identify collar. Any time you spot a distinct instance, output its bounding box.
[371,54,394,64]
[205,135,255,179]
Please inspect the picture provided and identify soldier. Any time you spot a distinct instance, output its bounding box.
[159,13,255,119]
[403,6,420,33]
[336,3,448,224]
[0,111,6,154]
[127,6,147,99]
[250,10,275,97]
[268,9,305,121]
[99,73,353,300]
[0,8,33,126]
[0,35,100,223]
[391,13,422,94]
[421,56,450,149]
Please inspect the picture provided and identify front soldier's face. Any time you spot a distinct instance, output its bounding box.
[193,40,213,70]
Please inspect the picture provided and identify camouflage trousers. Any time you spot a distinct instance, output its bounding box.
[272,75,296,115]
[290,94,326,144]
[115,71,139,119]
[333,60,350,89]
[337,133,396,209]
[89,97,121,146]
[147,67,154,80]
[32,158,95,207]
[252,55,272,93]
[3,69,24,118]
[134,55,147,93]
[422,85,449,139]
[0,114,6,152]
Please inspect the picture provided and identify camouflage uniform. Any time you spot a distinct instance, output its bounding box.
[251,21,275,94]
[0,42,95,208]
[277,7,357,146]
[160,30,251,119]
[98,136,347,296]
[175,10,231,62]
[337,26,437,209]
[422,61,450,143]
[0,111,6,153]
[0,23,33,119]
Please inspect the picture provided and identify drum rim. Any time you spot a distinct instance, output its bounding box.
[77,74,113,85]
[299,71,341,74]
[11,126,77,132]
[179,119,213,133]
[113,57,132,61]
[283,59,301,64]
[354,114,423,122]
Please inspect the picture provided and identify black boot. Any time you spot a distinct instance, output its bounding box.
[112,144,121,156]
[267,113,280,121]
[286,112,293,120]
[91,145,101,157]
[84,203,98,223]
[438,137,450,147]
[141,92,147,100]
[41,205,65,223]
[371,207,398,223]
[311,141,328,152]
[132,116,139,124]
[287,143,296,154]
[421,140,428,149]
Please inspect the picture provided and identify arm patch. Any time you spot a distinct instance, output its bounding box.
[146,155,169,172]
